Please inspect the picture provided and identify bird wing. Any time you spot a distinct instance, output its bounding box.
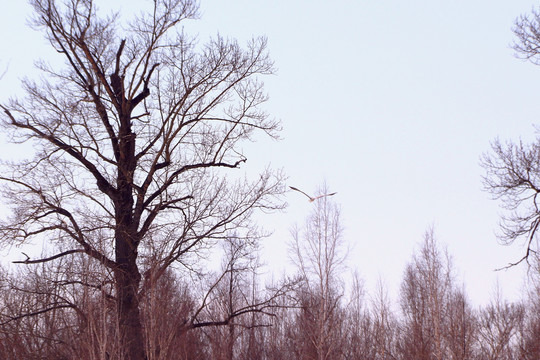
[312,192,337,200]
[289,186,314,200]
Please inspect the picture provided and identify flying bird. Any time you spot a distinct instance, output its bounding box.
[289,186,337,202]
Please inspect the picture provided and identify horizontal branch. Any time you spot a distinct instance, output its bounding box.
[1,303,76,326]
[190,308,276,330]
[142,159,246,209]
[13,249,86,264]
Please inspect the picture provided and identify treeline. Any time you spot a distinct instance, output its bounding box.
[0,197,538,360]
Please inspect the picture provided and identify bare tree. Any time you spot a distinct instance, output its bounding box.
[289,183,347,360]
[0,0,283,358]
[481,7,540,267]
[369,279,399,360]
[398,229,457,360]
[341,272,372,360]
[481,138,540,266]
[140,269,203,360]
[445,289,477,360]
[342,276,398,360]
[481,8,540,357]
[257,279,301,360]
[512,7,540,65]
[514,264,540,359]
[0,259,93,359]
[477,288,524,360]
[198,237,259,360]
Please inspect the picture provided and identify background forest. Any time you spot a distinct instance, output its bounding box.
[1,0,540,359]
[1,195,540,360]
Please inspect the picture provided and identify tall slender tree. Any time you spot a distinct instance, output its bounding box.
[289,183,346,360]
[399,229,456,360]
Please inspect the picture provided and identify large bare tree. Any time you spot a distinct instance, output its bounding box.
[0,0,283,359]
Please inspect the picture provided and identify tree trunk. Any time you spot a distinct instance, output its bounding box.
[115,121,145,359]
[115,258,145,360]
[115,202,144,360]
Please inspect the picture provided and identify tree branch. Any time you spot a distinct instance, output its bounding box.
[13,249,85,264]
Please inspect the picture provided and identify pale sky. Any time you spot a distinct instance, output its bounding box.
[2,0,540,306]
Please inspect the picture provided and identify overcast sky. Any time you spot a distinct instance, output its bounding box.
[2,0,540,306]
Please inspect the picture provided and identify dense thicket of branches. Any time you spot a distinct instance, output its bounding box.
[1,226,540,360]
[0,184,539,360]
